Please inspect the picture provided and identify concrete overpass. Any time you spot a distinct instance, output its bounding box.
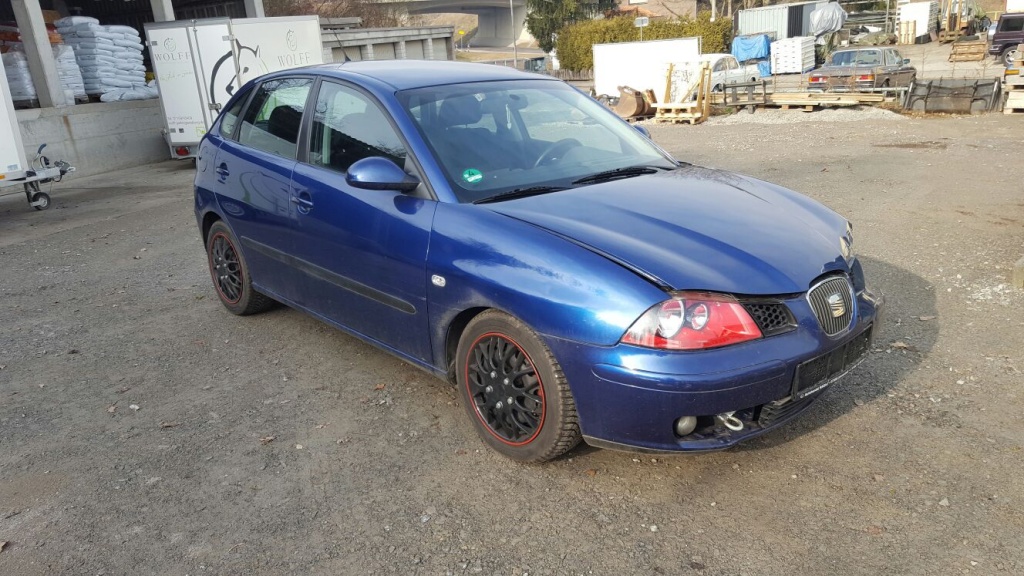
[380,0,530,48]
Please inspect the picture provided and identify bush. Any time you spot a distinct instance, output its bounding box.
[556,12,733,72]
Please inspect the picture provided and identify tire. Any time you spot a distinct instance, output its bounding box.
[1004,46,1021,68]
[205,220,274,315]
[31,192,50,210]
[455,310,581,462]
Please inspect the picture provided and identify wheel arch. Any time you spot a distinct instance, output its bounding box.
[443,306,490,384]
[201,211,222,247]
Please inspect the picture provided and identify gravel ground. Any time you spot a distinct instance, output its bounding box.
[1,112,1023,576]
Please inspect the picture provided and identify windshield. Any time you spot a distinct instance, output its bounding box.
[829,50,881,66]
[396,80,676,203]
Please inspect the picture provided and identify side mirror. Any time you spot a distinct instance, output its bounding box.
[633,124,651,139]
[346,157,420,193]
[902,58,911,65]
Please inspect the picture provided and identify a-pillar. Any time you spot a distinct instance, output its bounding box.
[11,0,67,107]
[150,0,174,22]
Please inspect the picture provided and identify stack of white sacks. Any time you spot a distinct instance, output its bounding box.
[0,34,85,103]
[1,49,37,101]
[53,16,156,101]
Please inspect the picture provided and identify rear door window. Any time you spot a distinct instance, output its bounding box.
[219,89,250,140]
[237,78,313,160]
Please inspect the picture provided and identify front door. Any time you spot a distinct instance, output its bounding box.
[289,80,437,362]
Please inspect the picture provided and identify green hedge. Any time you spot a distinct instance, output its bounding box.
[556,12,733,72]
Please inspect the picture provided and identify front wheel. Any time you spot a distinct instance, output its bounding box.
[455,311,581,462]
[205,220,274,315]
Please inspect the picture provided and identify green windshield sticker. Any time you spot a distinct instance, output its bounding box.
[462,168,483,184]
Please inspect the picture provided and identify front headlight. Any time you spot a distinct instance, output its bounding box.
[840,221,855,262]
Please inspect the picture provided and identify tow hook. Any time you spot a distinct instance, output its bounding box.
[716,411,745,432]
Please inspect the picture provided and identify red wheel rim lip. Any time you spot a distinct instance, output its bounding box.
[209,231,243,305]
[464,331,546,447]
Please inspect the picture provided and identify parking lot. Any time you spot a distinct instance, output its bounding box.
[1,110,1022,575]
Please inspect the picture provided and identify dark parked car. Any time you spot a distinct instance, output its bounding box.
[808,47,917,91]
[195,61,883,462]
[989,12,1023,67]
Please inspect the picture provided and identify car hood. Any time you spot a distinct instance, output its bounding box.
[485,166,849,295]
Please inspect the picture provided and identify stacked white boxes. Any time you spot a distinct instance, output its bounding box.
[897,1,939,43]
[770,36,816,74]
[54,16,147,97]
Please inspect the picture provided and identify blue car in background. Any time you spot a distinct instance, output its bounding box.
[195,61,883,462]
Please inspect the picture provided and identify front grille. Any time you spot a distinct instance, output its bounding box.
[807,276,855,336]
[743,302,796,336]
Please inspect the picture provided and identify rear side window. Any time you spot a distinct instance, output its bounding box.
[1000,16,1024,33]
[219,91,249,140]
[237,78,313,160]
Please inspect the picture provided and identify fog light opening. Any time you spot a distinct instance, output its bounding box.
[674,416,698,437]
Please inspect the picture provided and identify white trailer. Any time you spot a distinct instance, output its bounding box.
[592,38,703,97]
[1,53,28,183]
[145,15,324,160]
[1,53,74,211]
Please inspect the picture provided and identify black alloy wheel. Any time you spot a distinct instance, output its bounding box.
[456,311,581,462]
[466,333,545,444]
[205,220,274,315]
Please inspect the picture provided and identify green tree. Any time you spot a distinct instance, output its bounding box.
[526,0,616,53]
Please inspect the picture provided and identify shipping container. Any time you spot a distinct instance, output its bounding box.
[736,1,828,40]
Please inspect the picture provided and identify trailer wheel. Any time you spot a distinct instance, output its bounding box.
[31,192,51,210]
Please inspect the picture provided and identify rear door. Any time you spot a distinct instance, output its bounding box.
[212,76,314,304]
[288,80,437,361]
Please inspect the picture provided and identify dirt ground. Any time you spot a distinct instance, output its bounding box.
[1,110,1023,576]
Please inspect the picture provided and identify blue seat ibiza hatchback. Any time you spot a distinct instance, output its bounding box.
[195,61,883,462]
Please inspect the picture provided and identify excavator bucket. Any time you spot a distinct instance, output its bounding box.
[613,86,650,118]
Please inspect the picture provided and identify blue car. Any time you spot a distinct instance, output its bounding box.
[194,61,883,462]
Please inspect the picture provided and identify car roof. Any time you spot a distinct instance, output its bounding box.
[302,60,555,91]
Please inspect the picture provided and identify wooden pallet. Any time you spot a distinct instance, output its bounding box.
[1005,75,1024,91]
[948,40,987,62]
[1004,91,1024,114]
[654,62,712,125]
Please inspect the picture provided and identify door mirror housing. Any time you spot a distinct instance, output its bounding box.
[633,124,651,139]
[345,157,420,192]
[902,58,911,65]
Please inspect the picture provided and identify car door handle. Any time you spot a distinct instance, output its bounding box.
[290,194,314,213]
[215,164,230,178]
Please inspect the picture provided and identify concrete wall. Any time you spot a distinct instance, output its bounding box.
[15,99,167,178]
[322,25,454,62]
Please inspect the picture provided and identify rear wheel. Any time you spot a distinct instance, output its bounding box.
[206,221,274,315]
[1004,46,1021,68]
[455,310,581,462]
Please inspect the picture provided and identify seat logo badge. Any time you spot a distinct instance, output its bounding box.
[827,293,845,317]
[431,275,446,288]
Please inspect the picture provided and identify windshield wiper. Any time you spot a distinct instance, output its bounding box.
[571,165,669,186]
[472,185,567,205]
